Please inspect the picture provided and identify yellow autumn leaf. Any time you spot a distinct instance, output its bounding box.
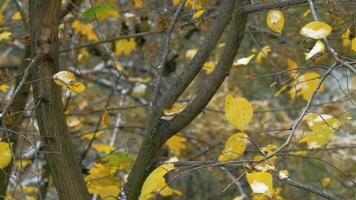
[0,13,4,25]
[0,84,9,92]
[233,54,255,66]
[165,135,188,157]
[101,111,110,128]
[163,103,187,116]
[278,170,289,179]
[92,143,115,154]
[11,12,21,20]
[246,172,273,197]
[132,83,147,97]
[218,132,248,161]
[300,21,332,39]
[0,141,12,169]
[23,186,38,193]
[0,31,12,41]
[266,10,285,34]
[305,40,325,60]
[133,0,144,8]
[287,58,298,78]
[321,178,331,188]
[342,28,351,47]
[192,10,205,19]
[352,37,356,52]
[115,39,137,56]
[288,72,324,101]
[252,155,277,172]
[185,48,198,59]
[256,46,271,64]
[15,159,32,168]
[53,71,86,93]
[72,20,99,41]
[81,131,103,140]
[139,163,182,200]
[77,48,90,63]
[203,61,215,74]
[224,95,253,130]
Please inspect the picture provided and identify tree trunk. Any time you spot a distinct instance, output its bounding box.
[29,1,89,199]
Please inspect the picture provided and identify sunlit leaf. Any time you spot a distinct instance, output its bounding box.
[342,28,351,47]
[0,141,12,169]
[132,83,147,97]
[101,111,110,128]
[266,10,285,33]
[139,163,182,200]
[163,103,187,116]
[102,151,136,172]
[287,58,298,78]
[185,48,198,59]
[246,172,273,197]
[0,31,12,41]
[53,71,86,93]
[218,132,248,161]
[165,135,188,157]
[92,143,115,154]
[321,178,331,188]
[192,10,205,19]
[81,131,103,140]
[300,21,332,39]
[11,12,21,20]
[133,0,144,8]
[224,95,253,130]
[352,37,356,52]
[233,54,255,66]
[203,61,215,74]
[72,20,99,41]
[15,159,32,168]
[83,3,120,21]
[278,170,288,179]
[288,72,324,101]
[256,46,271,64]
[305,40,325,60]
[115,39,137,56]
[0,84,9,92]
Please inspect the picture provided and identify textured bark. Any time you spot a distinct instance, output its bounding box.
[124,1,250,199]
[29,1,89,199]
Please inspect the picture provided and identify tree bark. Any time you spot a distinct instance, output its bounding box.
[124,0,250,199]
[29,1,89,199]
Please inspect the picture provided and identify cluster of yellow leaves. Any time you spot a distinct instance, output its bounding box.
[256,46,271,64]
[266,10,285,34]
[299,113,340,149]
[288,72,324,101]
[140,163,182,200]
[115,39,137,56]
[85,163,122,200]
[218,132,248,161]
[165,134,188,157]
[342,28,356,52]
[72,20,99,41]
[224,95,253,130]
[53,71,86,93]
[0,141,12,169]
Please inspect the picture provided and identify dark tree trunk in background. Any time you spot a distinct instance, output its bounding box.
[29,1,89,199]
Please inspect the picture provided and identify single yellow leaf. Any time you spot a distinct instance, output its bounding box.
[203,61,215,74]
[132,83,147,97]
[139,163,182,200]
[185,48,198,59]
[266,10,285,33]
[278,170,289,179]
[233,54,255,66]
[23,186,38,193]
[133,0,144,8]
[53,71,86,93]
[300,21,332,39]
[305,40,325,60]
[352,37,356,52]
[287,58,298,78]
[81,131,103,140]
[288,72,324,101]
[246,172,273,197]
[256,46,271,64]
[0,141,12,169]
[224,95,253,130]
[218,132,248,161]
[163,103,187,116]
[11,12,21,20]
[72,20,99,41]
[15,159,32,168]
[165,135,188,157]
[321,178,331,188]
[342,28,351,47]
[192,10,205,19]
[0,31,12,41]
[115,39,137,56]
[92,143,115,154]
[101,111,110,128]
[0,84,9,92]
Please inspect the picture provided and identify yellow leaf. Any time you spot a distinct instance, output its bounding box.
[15,159,32,168]
[300,21,332,39]
[115,39,137,56]
[92,143,115,154]
[287,58,298,78]
[101,111,110,128]
[0,13,4,25]
[165,135,188,157]
[132,83,147,97]
[163,103,187,116]
[256,46,271,64]
[266,10,285,34]
[305,40,325,60]
[203,61,215,74]
[185,48,198,59]
[192,10,205,19]
[11,12,21,20]
[0,84,9,92]
[233,54,255,66]
[278,170,289,179]
[303,9,310,17]
[72,20,99,41]
[218,132,248,161]
[252,155,277,172]
[352,37,356,52]
[77,48,90,63]
[321,178,331,188]
[139,163,182,200]
[23,186,38,193]
[342,28,351,47]
[0,141,12,169]
[246,172,273,197]
[134,0,144,8]
[224,95,253,130]
[53,71,86,93]
[0,31,12,41]
[81,131,103,140]
[288,72,324,101]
